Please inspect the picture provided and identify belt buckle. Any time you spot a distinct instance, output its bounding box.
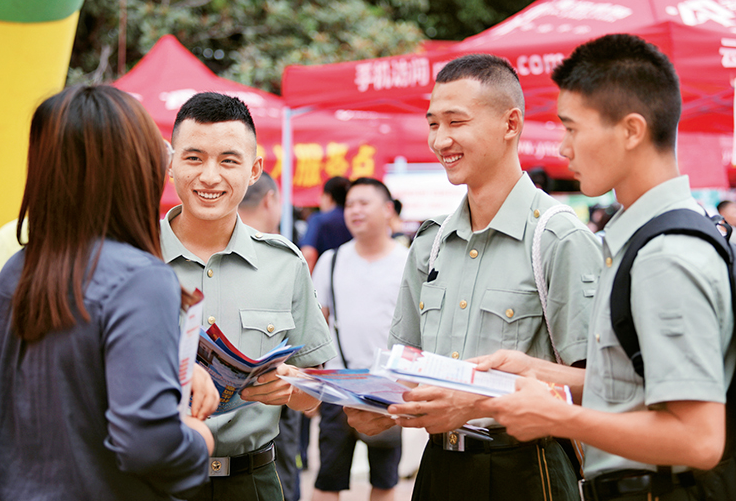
[209,456,231,477]
[443,431,465,452]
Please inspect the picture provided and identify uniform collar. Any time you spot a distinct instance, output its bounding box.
[438,173,537,243]
[160,205,260,269]
[603,176,694,258]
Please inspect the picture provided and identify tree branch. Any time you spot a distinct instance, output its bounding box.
[92,44,113,84]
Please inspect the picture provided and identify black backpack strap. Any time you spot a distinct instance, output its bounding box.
[612,208,736,469]
[329,246,350,369]
[611,209,734,380]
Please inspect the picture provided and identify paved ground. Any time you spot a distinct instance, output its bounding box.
[297,416,426,501]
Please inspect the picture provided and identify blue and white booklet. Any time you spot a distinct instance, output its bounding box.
[279,368,411,415]
[196,323,303,415]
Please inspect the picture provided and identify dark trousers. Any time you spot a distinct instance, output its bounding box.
[411,436,579,501]
[186,461,284,501]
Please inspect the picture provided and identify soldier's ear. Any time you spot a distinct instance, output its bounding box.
[504,108,523,141]
[249,157,264,186]
[621,113,647,150]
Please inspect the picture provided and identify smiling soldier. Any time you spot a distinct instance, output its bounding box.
[345,54,602,501]
[160,92,335,501]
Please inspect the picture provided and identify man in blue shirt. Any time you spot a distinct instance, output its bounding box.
[300,176,352,273]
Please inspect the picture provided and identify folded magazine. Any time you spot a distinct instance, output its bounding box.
[196,323,303,415]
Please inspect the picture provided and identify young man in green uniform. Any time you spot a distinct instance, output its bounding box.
[161,92,336,501]
[347,54,602,500]
[410,35,735,501]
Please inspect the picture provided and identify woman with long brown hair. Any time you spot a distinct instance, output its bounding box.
[0,85,214,499]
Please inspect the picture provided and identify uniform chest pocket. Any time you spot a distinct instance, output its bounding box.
[419,284,445,353]
[589,326,639,403]
[239,309,295,354]
[479,289,543,352]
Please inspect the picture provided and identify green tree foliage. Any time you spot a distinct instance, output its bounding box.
[369,0,537,40]
[223,0,426,94]
[68,0,536,93]
[69,0,425,93]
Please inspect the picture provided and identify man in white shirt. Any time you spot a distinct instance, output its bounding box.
[311,178,409,501]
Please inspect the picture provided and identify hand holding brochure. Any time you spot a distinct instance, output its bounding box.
[279,369,412,415]
[280,367,504,441]
[373,344,572,404]
[196,323,303,416]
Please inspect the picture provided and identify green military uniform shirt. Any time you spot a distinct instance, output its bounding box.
[389,173,602,365]
[160,206,336,456]
[582,176,735,478]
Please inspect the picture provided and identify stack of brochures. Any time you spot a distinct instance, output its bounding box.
[279,346,573,446]
[371,344,572,404]
[197,324,303,415]
[279,369,411,415]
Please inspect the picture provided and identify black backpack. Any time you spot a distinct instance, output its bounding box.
[611,208,736,498]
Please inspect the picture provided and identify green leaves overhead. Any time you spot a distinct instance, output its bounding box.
[68,0,535,94]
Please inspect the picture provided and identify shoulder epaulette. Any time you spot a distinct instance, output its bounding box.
[250,232,303,258]
[416,216,446,237]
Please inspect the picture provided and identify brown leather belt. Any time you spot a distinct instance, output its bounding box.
[209,441,276,477]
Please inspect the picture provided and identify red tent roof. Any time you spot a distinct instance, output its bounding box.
[455,0,736,135]
[454,0,736,187]
[114,34,283,139]
[281,0,736,188]
[282,50,454,112]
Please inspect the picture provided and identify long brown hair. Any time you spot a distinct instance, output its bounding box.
[12,85,169,341]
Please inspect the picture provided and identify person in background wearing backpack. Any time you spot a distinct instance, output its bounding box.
[395,34,734,501]
[311,178,408,501]
[345,53,603,501]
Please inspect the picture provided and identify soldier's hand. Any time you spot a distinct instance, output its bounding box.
[388,385,488,434]
[467,349,537,377]
[240,364,293,406]
[484,376,564,442]
[303,402,321,419]
[344,407,397,436]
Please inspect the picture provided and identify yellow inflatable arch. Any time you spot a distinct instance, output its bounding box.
[0,0,83,226]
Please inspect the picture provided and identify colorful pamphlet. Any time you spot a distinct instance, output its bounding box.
[372,344,572,404]
[196,323,303,415]
[279,368,412,415]
[280,367,499,440]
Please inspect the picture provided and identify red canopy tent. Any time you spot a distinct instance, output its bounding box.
[282,0,736,188]
[454,0,736,187]
[283,109,437,206]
